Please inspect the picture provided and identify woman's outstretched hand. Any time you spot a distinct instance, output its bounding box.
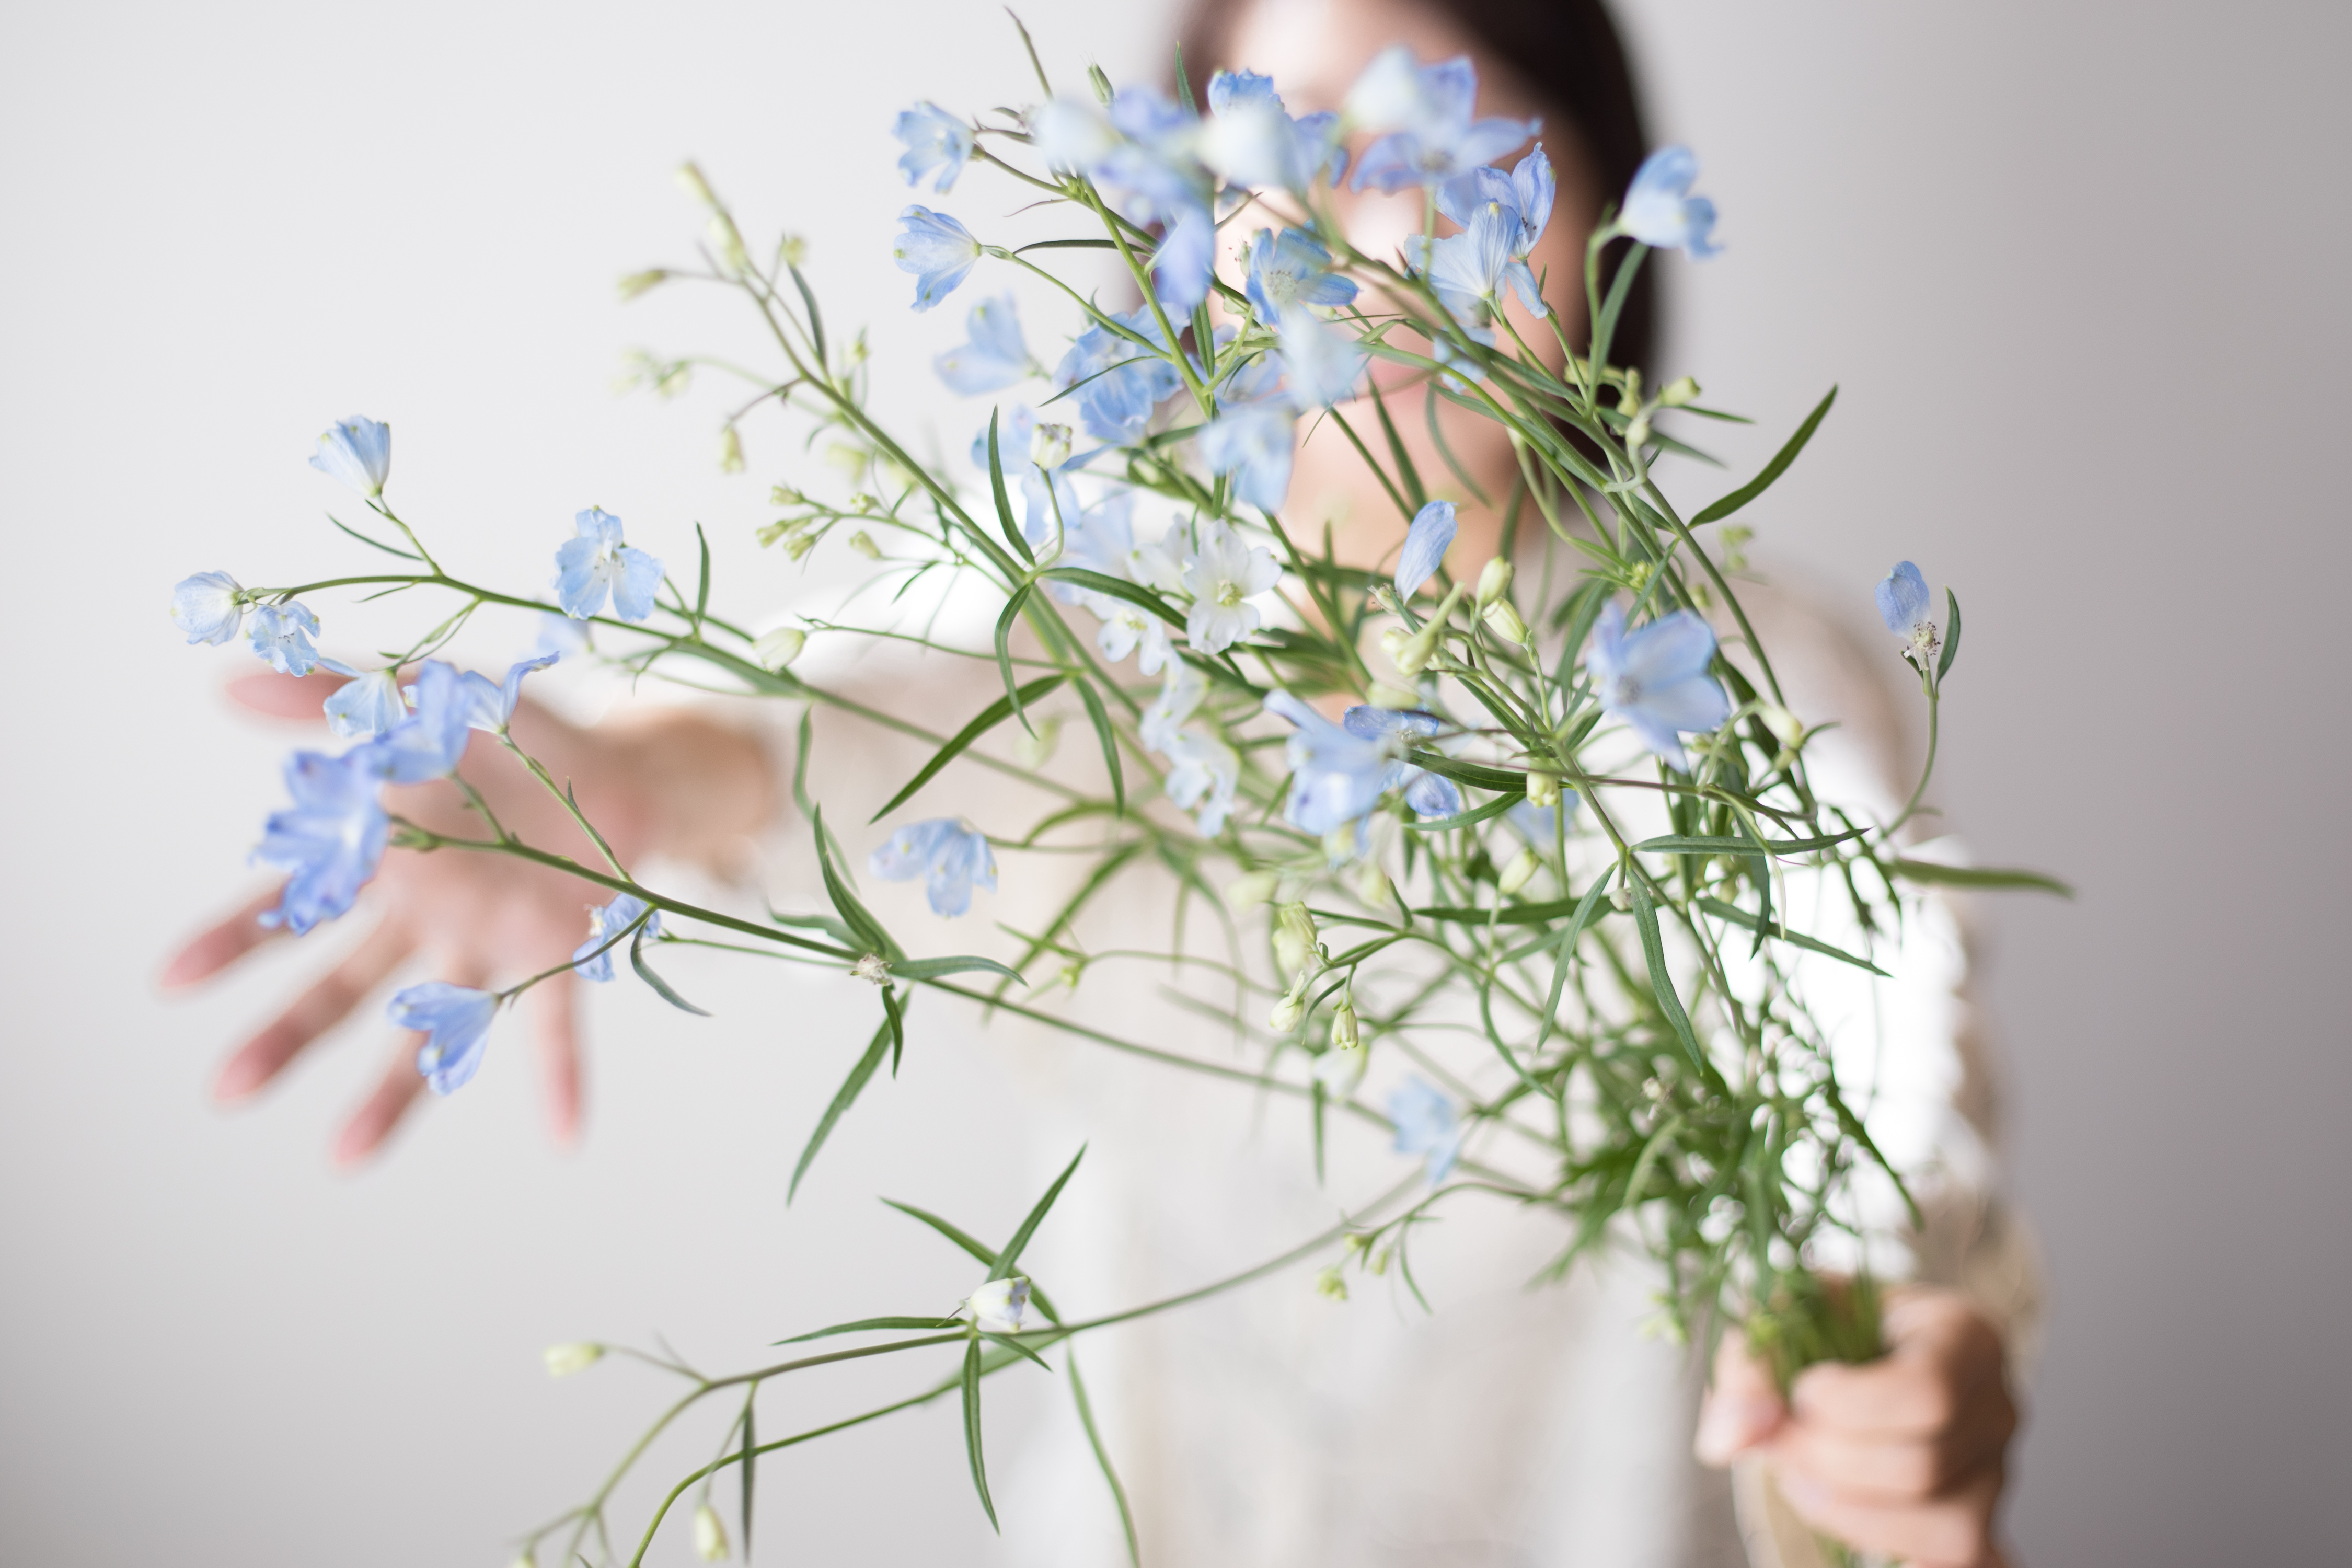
[1694,1285,2020,1568]
[160,669,774,1165]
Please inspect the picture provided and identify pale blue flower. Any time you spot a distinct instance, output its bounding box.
[1164,729,1239,836]
[1276,306,1367,409]
[1618,146,1721,258]
[310,416,391,497]
[457,652,559,733]
[248,602,321,676]
[1139,660,1206,754]
[1876,560,1931,636]
[532,610,592,661]
[892,206,982,312]
[1396,500,1457,597]
[388,982,498,1095]
[1021,463,1080,549]
[253,747,390,934]
[934,295,1034,395]
[373,659,477,783]
[1418,200,1547,322]
[573,893,662,982]
[1343,706,1461,818]
[1198,401,1297,514]
[1263,690,1397,834]
[1587,600,1731,770]
[1201,75,1347,193]
[172,571,244,645]
[1182,521,1281,651]
[1245,228,1358,321]
[894,101,973,193]
[1149,202,1217,313]
[1349,53,1538,194]
[971,402,1036,471]
[1437,144,1554,261]
[1388,1076,1465,1182]
[555,506,663,623]
[319,662,407,740]
[1055,309,1183,445]
[870,817,997,917]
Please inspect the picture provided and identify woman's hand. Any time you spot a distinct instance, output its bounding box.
[160,669,774,1164]
[1694,1285,2020,1568]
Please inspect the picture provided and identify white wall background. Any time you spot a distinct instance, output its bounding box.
[1,1,2345,1563]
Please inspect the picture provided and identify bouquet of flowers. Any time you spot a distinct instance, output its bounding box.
[171,22,2059,1566]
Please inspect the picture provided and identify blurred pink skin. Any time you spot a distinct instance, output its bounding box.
[1694,1285,2022,1567]
[159,669,773,1166]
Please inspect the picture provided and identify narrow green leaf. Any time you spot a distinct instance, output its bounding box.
[1073,678,1125,815]
[1694,896,1890,976]
[787,262,827,366]
[787,1015,893,1202]
[1036,567,1187,628]
[1533,868,1619,1056]
[1069,1350,1142,1568]
[1402,791,1518,832]
[883,985,906,1076]
[1888,858,2073,897]
[1628,876,1707,1077]
[1171,41,1195,112]
[630,929,712,1016]
[739,1388,757,1561]
[869,673,1065,822]
[775,1314,960,1345]
[693,521,712,627]
[1415,891,1619,927]
[996,581,1036,733]
[1633,827,1865,857]
[1009,7,1052,95]
[1012,238,1121,254]
[1690,385,1838,526]
[1424,381,1491,504]
[987,410,1034,564]
[962,1340,998,1530]
[892,954,1024,982]
[1409,753,1528,793]
[1936,587,1963,683]
[813,806,900,959]
[990,1145,1086,1281]
[1589,240,1648,379]
[768,907,856,945]
[881,1199,999,1268]
[1367,378,1426,511]
[981,1331,1053,1371]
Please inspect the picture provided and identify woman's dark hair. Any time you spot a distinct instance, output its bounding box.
[1180,0,1657,377]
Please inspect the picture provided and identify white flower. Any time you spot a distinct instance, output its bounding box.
[851,953,893,985]
[1164,730,1239,835]
[543,1342,604,1377]
[693,1502,731,1561]
[1182,522,1279,653]
[1097,603,1171,674]
[1139,662,1206,754]
[755,626,806,671]
[1127,518,1192,594]
[171,571,244,645]
[961,1275,1033,1333]
[309,416,391,497]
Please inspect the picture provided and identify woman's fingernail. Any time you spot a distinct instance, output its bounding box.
[1694,1393,1779,1462]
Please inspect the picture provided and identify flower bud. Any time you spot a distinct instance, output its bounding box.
[961,1275,1033,1333]
[1273,902,1318,978]
[1315,1264,1350,1301]
[1368,682,1423,709]
[1618,367,1643,411]
[1268,979,1308,1033]
[1758,703,1804,748]
[618,269,668,301]
[707,214,751,275]
[693,1502,731,1561]
[851,953,892,985]
[1475,556,1515,609]
[674,161,720,210]
[848,531,882,560]
[769,483,805,506]
[1365,583,1398,615]
[785,531,820,561]
[1525,769,1561,808]
[1032,422,1072,470]
[1378,626,1411,665]
[1624,413,1653,450]
[1482,598,1529,644]
[778,234,809,269]
[1226,870,1281,908]
[1088,63,1116,106]
[1659,375,1701,407]
[719,426,745,474]
[1012,713,1061,769]
[1394,621,1444,676]
[1497,847,1542,897]
[754,626,805,672]
[1355,863,1391,909]
[1328,992,1360,1050]
[510,1552,538,1568]
[543,1342,604,1378]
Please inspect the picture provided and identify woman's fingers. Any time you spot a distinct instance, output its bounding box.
[160,883,291,989]
[227,668,349,722]
[212,919,416,1100]
[335,959,489,1166]
[1789,1292,2005,1437]
[1771,1381,2015,1500]
[1693,1325,1789,1465]
[529,974,583,1146]
[1777,1462,2003,1568]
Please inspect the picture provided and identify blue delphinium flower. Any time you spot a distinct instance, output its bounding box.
[1244,228,1358,320]
[172,571,245,645]
[1343,706,1462,818]
[971,402,1036,471]
[532,610,592,661]
[1347,50,1538,194]
[573,892,662,982]
[371,659,477,783]
[870,817,998,917]
[247,602,321,676]
[1199,71,1347,194]
[892,206,983,312]
[934,295,1034,395]
[253,747,391,933]
[894,101,973,193]
[1396,500,1457,598]
[1198,401,1297,515]
[1277,306,1368,409]
[1587,600,1732,770]
[1263,690,1399,834]
[1416,200,1547,324]
[319,662,408,740]
[1618,146,1722,258]
[457,652,559,733]
[1388,1076,1465,1182]
[1055,308,1183,445]
[310,416,391,497]
[1437,145,1554,262]
[388,982,499,1094]
[555,506,663,623]
[1875,560,1942,669]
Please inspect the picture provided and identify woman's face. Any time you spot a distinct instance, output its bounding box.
[1216,0,1601,575]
